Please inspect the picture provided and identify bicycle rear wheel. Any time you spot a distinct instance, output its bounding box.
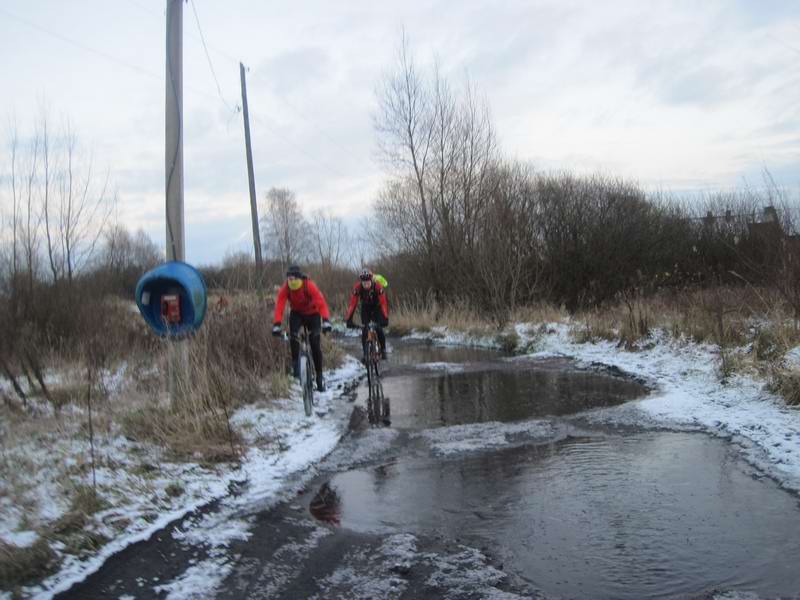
[369,357,380,401]
[365,342,374,396]
[300,354,313,416]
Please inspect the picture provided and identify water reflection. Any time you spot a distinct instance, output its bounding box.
[309,482,342,526]
[380,367,647,429]
[366,382,391,427]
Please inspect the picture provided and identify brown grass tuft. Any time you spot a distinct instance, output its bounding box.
[769,368,800,406]
[0,538,58,590]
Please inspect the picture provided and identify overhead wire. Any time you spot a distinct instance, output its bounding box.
[123,0,358,176]
[247,108,351,181]
[0,5,160,82]
[188,0,240,115]
[2,3,356,183]
[126,0,362,174]
[123,0,241,67]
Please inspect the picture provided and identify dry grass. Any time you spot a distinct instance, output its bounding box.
[390,293,495,337]
[119,300,288,462]
[0,482,112,590]
[0,538,58,591]
[510,303,569,324]
[322,334,346,370]
[386,286,800,404]
[769,368,800,405]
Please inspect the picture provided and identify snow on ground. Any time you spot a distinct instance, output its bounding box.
[403,327,502,349]
[118,358,364,600]
[307,533,531,600]
[416,419,561,456]
[155,517,254,600]
[7,356,363,599]
[415,362,466,373]
[321,427,401,472]
[407,323,800,494]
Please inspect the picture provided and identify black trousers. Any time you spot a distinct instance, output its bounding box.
[360,305,386,354]
[289,311,322,379]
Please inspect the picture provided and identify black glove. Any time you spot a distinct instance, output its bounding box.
[345,318,355,329]
[271,323,282,337]
[322,319,332,334]
[380,315,389,328]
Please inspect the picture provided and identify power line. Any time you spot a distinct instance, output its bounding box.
[0,5,234,110]
[123,0,241,67]
[189,0,240,114]
[247,108,351,182]
[767,33,800,57]
[0,5,160,82]
[125,0,364,168]
[2,4,355,185]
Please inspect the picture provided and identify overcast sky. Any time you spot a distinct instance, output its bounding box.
[2,0,799,264]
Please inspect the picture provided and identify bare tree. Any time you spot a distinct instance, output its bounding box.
[40,117,114,284]
[375,34,435,263]
[260,187,309,269]
[5,121,22,310]
[20,125,42,300]
[311,210,349,272]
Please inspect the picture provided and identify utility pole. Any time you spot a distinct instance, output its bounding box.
[166,0,186,402]
[166,0,184,263]
[240,62,263,270]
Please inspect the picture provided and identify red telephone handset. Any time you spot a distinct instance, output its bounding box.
[161,294,181,324]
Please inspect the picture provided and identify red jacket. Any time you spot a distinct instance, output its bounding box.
[346,281,389,321]
[273,279,331,323]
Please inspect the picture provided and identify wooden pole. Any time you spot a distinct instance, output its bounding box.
[166,0,184,262]
[166,0,187,403]
[240,62,263,270]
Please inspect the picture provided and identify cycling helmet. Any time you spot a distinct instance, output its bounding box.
[359,268,373,281]
[286,265,303,278]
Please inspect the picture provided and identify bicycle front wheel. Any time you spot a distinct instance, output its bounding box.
[300,354,313,416]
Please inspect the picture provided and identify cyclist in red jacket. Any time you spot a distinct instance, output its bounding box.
[345,269,389,363]
[272,265,332,391]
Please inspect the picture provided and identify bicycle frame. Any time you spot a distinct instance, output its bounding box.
[363,321,389,425]
[286,324,315,416]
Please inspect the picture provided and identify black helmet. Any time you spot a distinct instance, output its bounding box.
[286,265,304,278]
[359,268,373,281]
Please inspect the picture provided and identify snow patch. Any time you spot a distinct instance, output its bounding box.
[322,427,401,471]
[416,362,466,373]
[417,420,560,456]
[1,530,38,548]
[19,356,363,598]
[413,321,800,493]
[153,555,233,600]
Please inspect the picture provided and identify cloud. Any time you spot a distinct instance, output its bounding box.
[251,47,332,95]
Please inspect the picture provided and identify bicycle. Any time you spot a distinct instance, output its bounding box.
[280,325,315,416]
[363,321,390,425]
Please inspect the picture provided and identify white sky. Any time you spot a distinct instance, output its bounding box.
[1,0,799,264]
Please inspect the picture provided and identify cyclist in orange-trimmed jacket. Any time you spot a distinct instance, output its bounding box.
[272,265,332,391]
[345,268,389,363]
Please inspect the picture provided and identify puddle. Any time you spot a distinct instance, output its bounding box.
[307,340,800,597]
[352,341,648,429]
[313,432,800,599]
[380,368,647,429]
